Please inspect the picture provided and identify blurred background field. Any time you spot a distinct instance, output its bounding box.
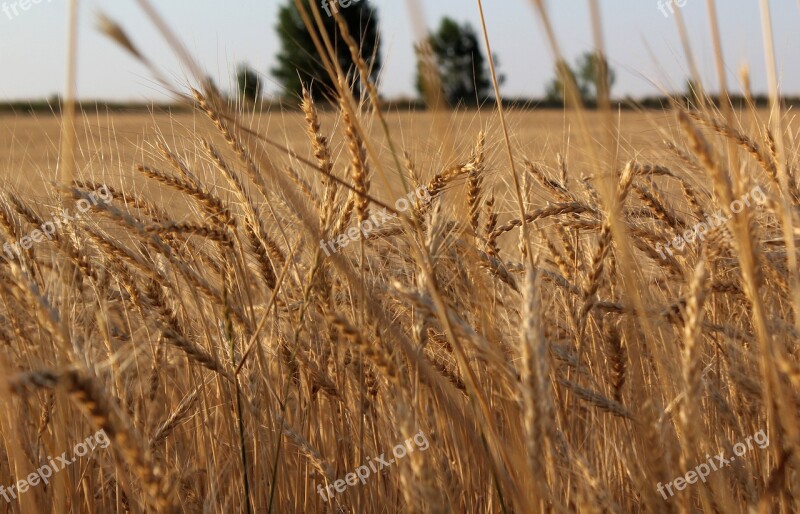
[0,109,697,193]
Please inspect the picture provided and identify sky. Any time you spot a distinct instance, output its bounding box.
[0,0,799,102]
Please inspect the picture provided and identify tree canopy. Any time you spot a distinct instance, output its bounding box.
[236,64,262,103]
[545,52,616,105]
[271,0,382,101]
[417,17,492,107]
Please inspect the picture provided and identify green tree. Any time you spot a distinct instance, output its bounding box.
[417,17,493,107]
[236,64,262,103]
[545,59,587,104]
[271,0,381,100]
[544,52,615,104]
[685,79,703,105]
[576,52,615,103]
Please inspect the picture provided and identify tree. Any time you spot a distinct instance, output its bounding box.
[271,0,381,101]
[417,17,493,107]
[576,52,615,103]
[236,64,262,103]
[544,52,615,105]
[545,59,587,104]
[685,79,703,106]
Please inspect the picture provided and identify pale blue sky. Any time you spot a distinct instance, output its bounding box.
[0,0,798,101]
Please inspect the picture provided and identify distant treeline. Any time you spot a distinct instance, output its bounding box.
[0,100,192,115]
[1,94,798,114]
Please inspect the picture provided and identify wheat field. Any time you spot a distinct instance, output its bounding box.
[0,1,799,513]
